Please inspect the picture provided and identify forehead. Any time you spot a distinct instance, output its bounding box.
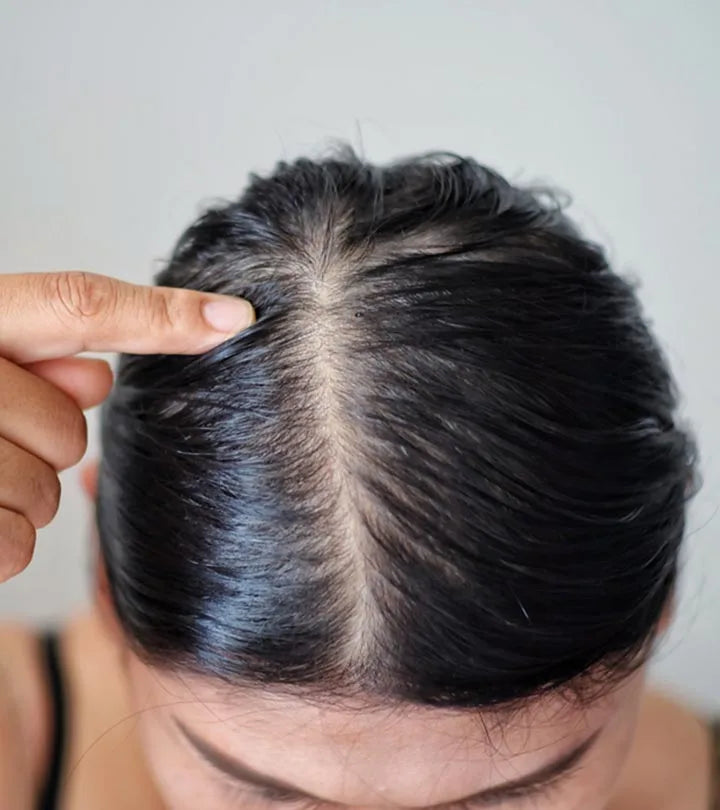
[128,656,642,807]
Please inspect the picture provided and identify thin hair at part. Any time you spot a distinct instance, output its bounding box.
[97,143,701,713]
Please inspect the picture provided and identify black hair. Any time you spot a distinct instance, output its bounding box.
[96,144,701,712]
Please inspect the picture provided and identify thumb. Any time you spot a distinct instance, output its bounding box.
[0,271,256,363]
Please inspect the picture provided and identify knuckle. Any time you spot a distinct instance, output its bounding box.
[0,442,61,527]
[12,523,35,574]
[48,271,116,323]
[0,510,35,580]
[28,465,61,528]
[145,287,178,332]
[54,403,88,469]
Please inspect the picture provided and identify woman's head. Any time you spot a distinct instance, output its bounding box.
[93,145,699,808]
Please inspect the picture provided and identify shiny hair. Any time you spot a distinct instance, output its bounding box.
[96,144,700,711]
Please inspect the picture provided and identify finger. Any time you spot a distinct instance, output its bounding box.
[0,436,61,528]
[22,357,114,410]
[0,357,87,471]
[0,508,36,583]
[0,271,256,363]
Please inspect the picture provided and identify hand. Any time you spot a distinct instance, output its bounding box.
[0,270,255,583]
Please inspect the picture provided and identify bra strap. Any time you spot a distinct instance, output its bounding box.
[36,631,67,810]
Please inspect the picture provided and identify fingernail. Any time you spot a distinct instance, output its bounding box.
[202,298,256,333]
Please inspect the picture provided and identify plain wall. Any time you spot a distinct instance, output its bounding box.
[0,0,718,712]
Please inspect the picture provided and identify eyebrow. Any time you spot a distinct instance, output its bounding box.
[175,717,602,809]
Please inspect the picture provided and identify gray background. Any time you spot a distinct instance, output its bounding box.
[1,1,717,711]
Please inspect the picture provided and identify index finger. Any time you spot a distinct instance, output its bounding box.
[0,271,256,363]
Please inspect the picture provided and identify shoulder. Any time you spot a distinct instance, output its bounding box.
[0,621,53,810]
[709,717,720,810]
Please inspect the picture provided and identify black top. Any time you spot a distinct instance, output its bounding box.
[36,631,67,810]
[712,717,720,810]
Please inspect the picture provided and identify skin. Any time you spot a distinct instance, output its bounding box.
[0,270,255,582]
[0,544,711,810]
[3,464,701,810]
[125,658,643,810]
[0,270,713,809]
[0,268,252,806]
